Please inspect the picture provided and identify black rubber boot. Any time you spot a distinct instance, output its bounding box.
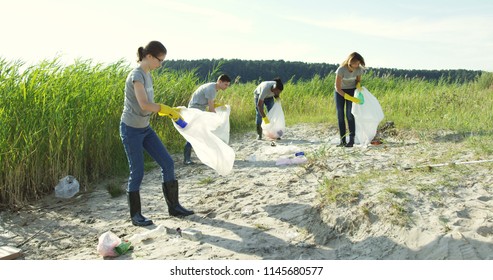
[256,124,262,140]
[183,143,194,165]
[345,137,354,147]
[162,180,194,217]
[127,191,153,226]
[337,137,347,147]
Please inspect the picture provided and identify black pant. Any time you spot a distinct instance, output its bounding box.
[334,88,356,140]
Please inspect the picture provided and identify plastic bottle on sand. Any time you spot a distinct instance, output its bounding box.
[128,224,167,243]
[275,152,307,166]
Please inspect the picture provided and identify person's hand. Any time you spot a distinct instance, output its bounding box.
[356,82,362,91]
[262,117,270,124]
[158,104,181,120]
[343,93,362,104]
[274,96,281,102]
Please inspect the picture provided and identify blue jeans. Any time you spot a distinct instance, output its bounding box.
[120,122,175,192]
[254,96,275,125]
[184,141,192,158]
[334,89,356,140]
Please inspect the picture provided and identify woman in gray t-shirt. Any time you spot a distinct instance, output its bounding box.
[120,41,193,227]
[333,52,365,147]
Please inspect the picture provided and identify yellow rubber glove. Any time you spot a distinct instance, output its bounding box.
[274,96,281,102]
[214,102,225,108]
[262,117,270,124]
[356,82,362,91]
[158,104,181,120]
[344,93,362,104]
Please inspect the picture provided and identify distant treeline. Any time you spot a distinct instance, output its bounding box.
[162,59,483,84]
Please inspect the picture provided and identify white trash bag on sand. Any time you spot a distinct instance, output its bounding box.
[173,106,235,176]
[54,175,79,198]
[261,101,285,140]
[351,87,384,146]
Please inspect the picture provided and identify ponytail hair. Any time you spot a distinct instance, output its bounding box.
[137,41,167,62]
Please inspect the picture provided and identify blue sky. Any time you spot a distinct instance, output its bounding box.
[2,0,492,71]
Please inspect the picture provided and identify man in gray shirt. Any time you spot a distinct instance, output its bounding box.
[185,74,231,164]
[253,78,283,140]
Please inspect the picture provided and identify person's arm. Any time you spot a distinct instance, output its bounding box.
[257,98,266,118]
[335,75,361,104]
[208,99,216,113]
[256,83,268,117]
[134,81,160,112]
[257,99,270,124]
[356,75,362,90]
[335,75,346,98]
[134,81,182,120]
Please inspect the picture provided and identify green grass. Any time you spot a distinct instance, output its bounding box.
[318,176,362,207]
[0,57,492,209]
[198,177,215,185]
[106,180,126,198]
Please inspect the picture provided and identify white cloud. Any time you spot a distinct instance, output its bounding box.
[144,0,254,34]
[282,14,493,45]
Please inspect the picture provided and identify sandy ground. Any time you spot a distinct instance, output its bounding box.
[1,123,493,260]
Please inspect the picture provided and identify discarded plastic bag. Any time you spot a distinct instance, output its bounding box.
[247,144,302,162]
[351,87,384,146]
[54,175,79,198]
[276,157,308,166]
[262,101,285,139]
[275,152,307,166]
[173,107,235,176]
[128,225,167,244]
[97,231,122,257]
[263,145,300,156]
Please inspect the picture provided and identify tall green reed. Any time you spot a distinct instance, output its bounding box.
[1,58,129,208]
[1,56,492,209]
[363,71,492,132]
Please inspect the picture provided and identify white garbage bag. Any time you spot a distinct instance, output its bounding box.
[261,101,286,140]
[54,175,79,198]
[351,87,384,146]
[211,105,231,144]
[173,106,235,176]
